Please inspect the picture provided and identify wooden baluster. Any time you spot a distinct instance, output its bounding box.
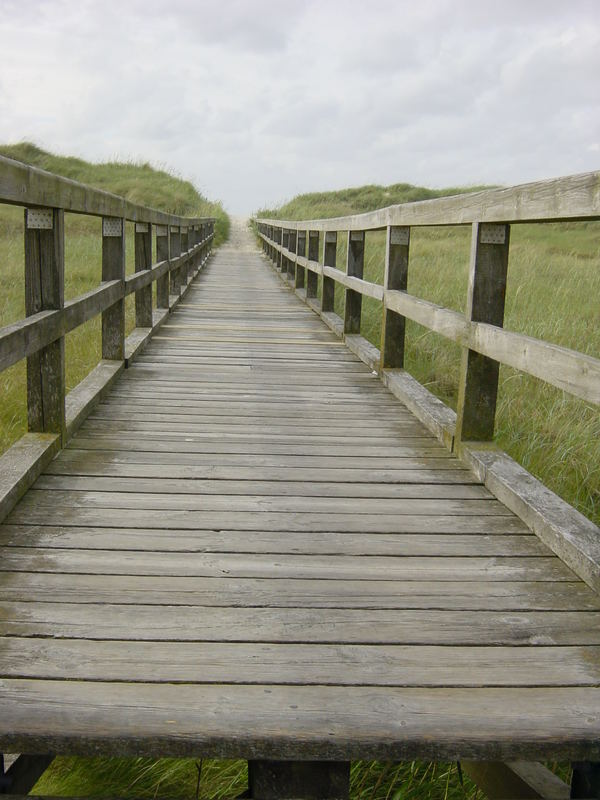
[381,225,410,368]
[455,222,510,444]
[344,230,365,334]
[307,230,319,299]
[134,222,153,328]
[322,231,337,312]
[24,207,66,441]
[276,227,283,270]
[287,229,297,282]
[169,225,181,299]
[296,230,306,290]
[181,226,189,286]
[156,225,170,309]
[102,216,126,361]
[281,229,290,275]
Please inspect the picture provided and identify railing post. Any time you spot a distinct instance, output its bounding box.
[134,222,153,328]
[102,216,126,361]
[344,230,365,334]
[181,225,189,285]
[381,225,410,368]
[307,230,319,299]
[24,207,66,441]
[296,230,306,289]
[322,231,337,312]
[156,225,170,309]
[169,225,182,299]
[287,229,297,281]
[275,227,282,270]
[281,228,290,274]
[455,222,510,444]
[571,762,600,799]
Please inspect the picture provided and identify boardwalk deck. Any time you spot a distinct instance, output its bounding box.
[0,221,599,764]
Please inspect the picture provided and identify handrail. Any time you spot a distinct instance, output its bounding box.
[255,170,600,456]
[258,170,600,230]
[0,156,216,452]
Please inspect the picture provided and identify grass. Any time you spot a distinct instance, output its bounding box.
[33,757,485,800]
[0,142,229,454]
[256,186,600,526]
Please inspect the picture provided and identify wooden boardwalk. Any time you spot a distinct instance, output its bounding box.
[0,220,599,764]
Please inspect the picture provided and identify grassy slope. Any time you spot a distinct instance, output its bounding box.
[257,183,600,526]
[0,142,229,453]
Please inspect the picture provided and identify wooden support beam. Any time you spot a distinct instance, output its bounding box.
[155,226,170,309]
[296,230,306,289]
[307,231,319,299]
[24,207,66,442]
[381,225,410,369]
[343,230,365,334]
[101,216,126,362]
[134,222,153,328]
[322,231,337,313]
[571,762,600,799]
[248,761,349,800]
[0,754,54,794]
[456,222,510,443]
[461,760,570,799]
[180,226,189,284]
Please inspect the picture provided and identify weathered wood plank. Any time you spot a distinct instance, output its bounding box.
[0,603,597,643]
[1,572,597,610]
[1,680,599,761]
[256,170,600,229]
[0,434,60,525]
[1,639,598,686]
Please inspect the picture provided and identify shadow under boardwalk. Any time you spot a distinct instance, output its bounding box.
[0,220,599,762]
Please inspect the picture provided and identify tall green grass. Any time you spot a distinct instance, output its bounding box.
[33,757,484,800]
[256,186,600,526]
[0,143,229,454]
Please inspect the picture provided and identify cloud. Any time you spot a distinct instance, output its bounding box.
[0,0,598,213]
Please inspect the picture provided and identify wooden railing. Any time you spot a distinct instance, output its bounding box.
[0,155,214,517]
[256,172,600,449]
[256,173,600,591]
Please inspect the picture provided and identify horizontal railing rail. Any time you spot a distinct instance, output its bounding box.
[0,155,215,519]
[255,172,600,449]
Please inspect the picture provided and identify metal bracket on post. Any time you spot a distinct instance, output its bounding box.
[102,217,123,237]
[26,208,54,229]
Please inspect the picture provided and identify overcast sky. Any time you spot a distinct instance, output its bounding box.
[0,0,598,214]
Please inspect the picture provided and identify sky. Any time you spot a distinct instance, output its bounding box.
[0,0,598,214]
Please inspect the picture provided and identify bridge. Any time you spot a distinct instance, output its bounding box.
[0,156,599,800]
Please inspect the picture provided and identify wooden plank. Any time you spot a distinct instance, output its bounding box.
[1,680,599,761]
[0,434,60,525]
[322,232,336,312]
[0,525,547,556]
[460,444,600,594]
[31,474,489,499]
[0,549,570,581]
[20,488,513,515]
[0,153,212,226]
[65,360,124,440]
[44,458,479,484]
[1,572,597,611]
[255,170,600,229]
[1,639,598,687]
[0,603,597,643]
